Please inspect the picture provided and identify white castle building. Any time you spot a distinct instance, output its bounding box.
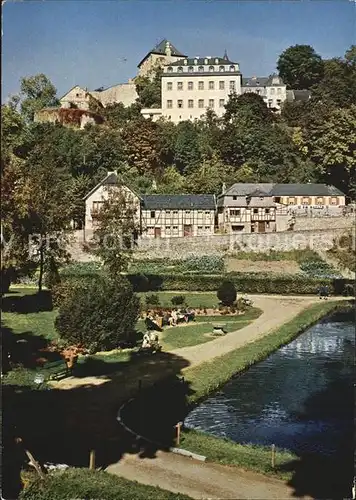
[59,38,299,124]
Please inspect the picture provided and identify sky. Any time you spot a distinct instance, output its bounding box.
[2,0,355,101]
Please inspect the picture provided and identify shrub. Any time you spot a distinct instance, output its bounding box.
[145,293,160,308]
[171,295,186,306]
[55,275,140,353]
[180,255,224,274]
[217,280,237,306]
[19,468,190,500]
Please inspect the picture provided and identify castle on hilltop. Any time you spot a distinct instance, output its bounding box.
[35,39,310,127]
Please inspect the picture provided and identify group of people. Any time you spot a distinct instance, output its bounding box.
[145,308,195,329]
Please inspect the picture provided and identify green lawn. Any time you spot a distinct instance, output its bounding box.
[138,291,219,309]
[160,307,262,350]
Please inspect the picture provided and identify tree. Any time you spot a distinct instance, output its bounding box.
[173,121,201,173]
[24,157,73,291]
[185,154,234,194]
[277,45,324,89]
[93,189,140,275]
[156,166,185,194]
[217,281,237,306]
[345,45,356,66]
[224,92,274,124]
[55,275,140,353]
[135,66,162,108]
[19,74,59,121]
[305,105,356,197]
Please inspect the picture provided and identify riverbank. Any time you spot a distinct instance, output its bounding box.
[178,300,351,480]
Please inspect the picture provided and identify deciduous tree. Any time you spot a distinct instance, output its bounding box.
[277,45,324,89]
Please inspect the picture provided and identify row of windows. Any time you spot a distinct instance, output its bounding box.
[244,87,282,95]
[167,98,226,109]
[167,64,237,74]
[230,208,272,216]
[167,80,235,91]
[149,210,211,217]
[288,197,339,205]
[147,226,211,231]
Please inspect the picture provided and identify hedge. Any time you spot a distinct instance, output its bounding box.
[125,273,354,295]
[53,271,355,303]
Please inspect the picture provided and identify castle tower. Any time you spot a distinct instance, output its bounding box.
[137,38,187,77]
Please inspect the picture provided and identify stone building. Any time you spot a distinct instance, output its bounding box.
[137,39,187,77]
[34,107,104,129]
[241,74,287,112]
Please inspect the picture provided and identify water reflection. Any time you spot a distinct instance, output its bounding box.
[185,311,354,456]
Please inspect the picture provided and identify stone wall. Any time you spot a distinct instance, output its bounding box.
[293,216,353,231]
[134,228,354,260]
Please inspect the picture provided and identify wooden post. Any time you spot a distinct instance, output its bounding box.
[89,449,96,470]
[271,444,276,469]
[16,438,45,479]
[176,422,182,446]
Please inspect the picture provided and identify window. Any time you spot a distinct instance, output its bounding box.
[205,211,210,215]
[188,99,194,108]
[209,81,214,90]
[265,209,270,214]
[270,88,275,95]
[198,81,204,90]
[185,210,191,214]
[288,197,295,205]
[276,99,281,106]
[204,59,208,65]
[188,66,194,73]
[150,211,155,218]
[204,226,210,230]
[209,65,215,72]
[302,197,310,205]
[253,208,259,214]
[330,197,338,205]
[177,100,183,108]
[167,67,173,73]
[76,93,81,98]
[92,201,104,213]
[198,99,204,108]
[177,82,183,90]
[229,80,236,91]
[173,210,178,215]
[233,196,237,200]
[219,99,225,107]
[316,197,324,205]
[198,226,203,230]
[198,66,204,72]
[177,66,183,73]
[208,99,214,108]
[167,100,173,109]
[219,65,225,72]
[165,210,171,216]
[277,87,281,94]
[219,81,225,90]
[167,82,172,91]
[188,81,193,90]
[173,226,178,232]
[165,226,171,233]
[230,209,241,216]
[268,99,273,107]
[229,65,235,71]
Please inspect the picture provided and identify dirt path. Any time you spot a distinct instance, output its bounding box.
[172,295,318,368]
[106,450,311,499]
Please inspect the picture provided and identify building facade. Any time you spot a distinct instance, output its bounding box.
[241,74,287,112]
[83,172,216,239]
[137,39,187,77]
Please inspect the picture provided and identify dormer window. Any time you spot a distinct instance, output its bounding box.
[215,58,219,64]
[177,67,183,73]
[167,67,173,73]
[198,66,204,72]
[209,65,215,72]
[188,66,194,73]
[183,59,188,65]
[194,59,198,65]
[204,58,208,64]
[230,65,235,71]
[219,65,225,72]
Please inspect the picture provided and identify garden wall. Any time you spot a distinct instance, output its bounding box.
[134,228,353,260]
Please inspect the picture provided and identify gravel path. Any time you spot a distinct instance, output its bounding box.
[106,450,312,500]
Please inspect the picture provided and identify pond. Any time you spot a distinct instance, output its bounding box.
[185,309,354,457]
